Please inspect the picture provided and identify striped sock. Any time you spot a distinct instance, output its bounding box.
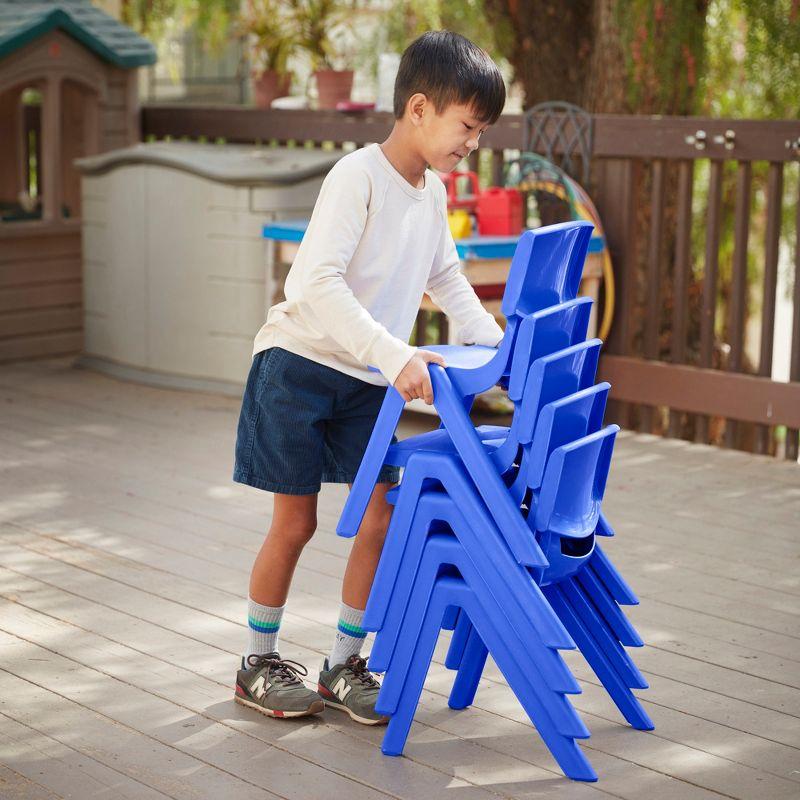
[329,603,367,667]
[245,598,284,663]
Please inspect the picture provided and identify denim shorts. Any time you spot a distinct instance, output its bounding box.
[233,347,400,495]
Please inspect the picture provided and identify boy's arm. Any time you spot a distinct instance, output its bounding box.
[425,214,505,347]
[297,163,418,385]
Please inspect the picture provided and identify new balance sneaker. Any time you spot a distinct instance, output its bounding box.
[317,655,389,725]
[235,653,324,718]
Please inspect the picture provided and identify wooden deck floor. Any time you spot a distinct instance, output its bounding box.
[0,358,798,800]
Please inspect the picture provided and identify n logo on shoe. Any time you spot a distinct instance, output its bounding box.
[332,677,352,702]
[250,675,267,699]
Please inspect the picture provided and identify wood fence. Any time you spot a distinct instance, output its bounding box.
[141,106,800,460]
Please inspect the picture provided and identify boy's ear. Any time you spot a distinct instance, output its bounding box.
[406,93,428,127]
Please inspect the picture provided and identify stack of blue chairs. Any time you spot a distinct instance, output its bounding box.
[336,221,653,782]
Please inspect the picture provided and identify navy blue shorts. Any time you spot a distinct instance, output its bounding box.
[233,347,400,495]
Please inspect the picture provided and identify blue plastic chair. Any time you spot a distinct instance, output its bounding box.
[367,421,620,678]
[338,220,594,541]
[384,297,593,471]
[435,384,651,728]
[365,420,652,753]
[364,450,577,672]
[372,535,597,782]
[366,434,651,776]
[365,345,603,652]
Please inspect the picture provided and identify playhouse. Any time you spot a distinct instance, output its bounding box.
[0,0,155,361]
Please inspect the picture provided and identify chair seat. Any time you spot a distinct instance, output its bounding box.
[423,344,499,372]
[367,344,498,374]
[386,425,508,466]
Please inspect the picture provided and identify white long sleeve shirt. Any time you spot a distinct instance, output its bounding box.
[253,142,504,386]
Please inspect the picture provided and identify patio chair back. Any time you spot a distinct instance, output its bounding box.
[501,221,594,320]
[533,425,619,584]
[525,383,611,491]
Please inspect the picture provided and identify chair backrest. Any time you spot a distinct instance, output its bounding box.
[525,383,610,491]
[448,221,593,398]
[533,425,619,538]
[501,220,594,320]
[507,297,593,402]
[490,329,599,474]
[516,339,601,446]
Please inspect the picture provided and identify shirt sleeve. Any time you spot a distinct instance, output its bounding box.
[425,187,505,347]
[294,161,418,385]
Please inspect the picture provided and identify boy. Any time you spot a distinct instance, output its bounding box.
[233,30,506,724]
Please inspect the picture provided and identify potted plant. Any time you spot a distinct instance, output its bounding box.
[238,0,297,109]
[290,0,354,109]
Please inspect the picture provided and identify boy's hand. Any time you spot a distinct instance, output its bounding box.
[394,350,446,404]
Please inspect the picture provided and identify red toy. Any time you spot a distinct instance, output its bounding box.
[476,187,524,236]
[439,170,480,212]
[439,170,524,236]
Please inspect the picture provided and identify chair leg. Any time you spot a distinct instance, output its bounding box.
[337,388,406,537]
[363,467,432,634]
[444,611,471,669]
[456,581,597,781]
[560,578,648,690]
[576,566,643,647]
[367,502,439,673]
[544,583,654,731]
[591,544,639,605]
[448,624,487,709]
[380,592,450,756]
[373,551,443,711]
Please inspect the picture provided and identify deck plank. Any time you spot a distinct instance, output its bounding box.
[3,521,799,732]
[0,720,167,800]
[0,543,773,800]
[1,532,798,793]
[1,358,798,798]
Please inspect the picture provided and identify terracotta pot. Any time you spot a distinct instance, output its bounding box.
[252,70,291,109]
[314,69,354,110]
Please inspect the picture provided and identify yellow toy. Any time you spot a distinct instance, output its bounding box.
[447,208,473,239]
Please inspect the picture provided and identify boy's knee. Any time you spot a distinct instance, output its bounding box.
[358,509,392,544]
[269,518,317,551]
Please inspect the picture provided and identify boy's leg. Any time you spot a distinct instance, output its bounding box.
[246,492,318,658]
[249,492,318,606]
[341,481,395,608]
[236,492,325,719]
[329,481,394,665]
[318,482,394,725]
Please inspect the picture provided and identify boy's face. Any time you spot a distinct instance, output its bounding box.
[407,95,490,172]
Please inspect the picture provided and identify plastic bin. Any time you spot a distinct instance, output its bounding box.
[75,142,342,393]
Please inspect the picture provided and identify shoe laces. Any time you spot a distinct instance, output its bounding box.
[344,655,380,688]
[246,652,307,686]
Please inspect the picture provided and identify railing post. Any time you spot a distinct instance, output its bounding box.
[755,162,783,454]
[787,180,800,462]
[593,157,641,429]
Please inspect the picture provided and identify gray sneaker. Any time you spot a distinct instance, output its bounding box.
[235,653,324,718]
[317,655,389,725]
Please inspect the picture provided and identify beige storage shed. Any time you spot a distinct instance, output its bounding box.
[75,142,343,394]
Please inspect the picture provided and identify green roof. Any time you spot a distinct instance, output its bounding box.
[0,1,156,67]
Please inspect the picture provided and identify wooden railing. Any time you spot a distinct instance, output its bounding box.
[141,106,800,460]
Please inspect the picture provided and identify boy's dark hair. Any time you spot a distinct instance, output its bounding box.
[393,31,505,124]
